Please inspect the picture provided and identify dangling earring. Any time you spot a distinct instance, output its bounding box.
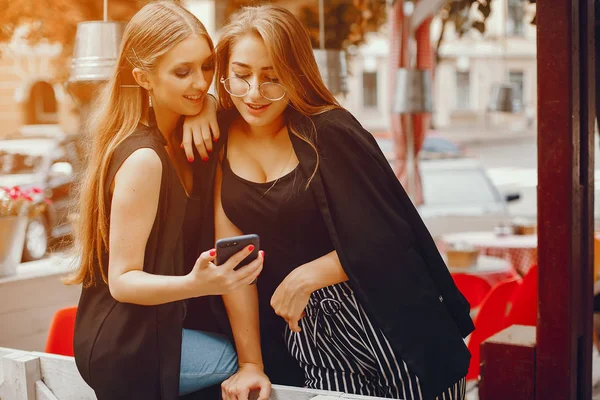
[148,92,157,127]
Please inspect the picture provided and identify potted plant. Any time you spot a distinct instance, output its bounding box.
[0,186,47,277]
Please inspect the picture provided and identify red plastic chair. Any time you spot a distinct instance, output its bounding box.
[452,273,492,309]
[45,306,77,356]
[466,278,522,381]
[506,264,538,327]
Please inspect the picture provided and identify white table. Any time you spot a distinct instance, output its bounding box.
[441,231,538,276]
[444,255,517,286]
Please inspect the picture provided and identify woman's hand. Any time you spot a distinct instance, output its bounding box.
[270,268,312,332]
[186,247,263,297]
[221,363,271,400]
[181,94,220,162]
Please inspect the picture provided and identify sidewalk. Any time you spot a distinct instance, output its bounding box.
[436,124,537,147]
[371,123,537,147]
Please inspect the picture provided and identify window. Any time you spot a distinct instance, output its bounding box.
[509,70,525,105]
[362,71,378,109]
[26,81,58,125]
[507,0,525,36]
[455,71,470,110]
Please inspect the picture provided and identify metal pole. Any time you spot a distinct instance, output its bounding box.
[318,0,325,50]
[404,1,416,201]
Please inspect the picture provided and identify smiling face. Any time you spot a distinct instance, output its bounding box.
[147,34,215,117]
[226,33,289,129]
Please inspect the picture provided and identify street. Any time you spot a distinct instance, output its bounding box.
[463,135,600,217]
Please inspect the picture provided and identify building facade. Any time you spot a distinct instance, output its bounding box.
[342,0,537,132]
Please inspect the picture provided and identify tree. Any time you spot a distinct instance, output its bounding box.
[223,0,388,50]
[0,0,147,81]
[434,0,536,64]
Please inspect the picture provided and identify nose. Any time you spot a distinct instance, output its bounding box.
[192,72,209,92]
[246,76,263,102]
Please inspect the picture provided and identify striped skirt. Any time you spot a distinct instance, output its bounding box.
[284,282,465,399]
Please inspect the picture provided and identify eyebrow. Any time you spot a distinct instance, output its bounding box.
[173,53,215,67]
[231,61,273,71]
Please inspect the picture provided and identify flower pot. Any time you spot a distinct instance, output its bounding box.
[0,216,28,277]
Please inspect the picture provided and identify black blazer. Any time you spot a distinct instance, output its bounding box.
[188,108,474,399]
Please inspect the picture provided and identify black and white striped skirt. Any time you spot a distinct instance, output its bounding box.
[284,282,465,399]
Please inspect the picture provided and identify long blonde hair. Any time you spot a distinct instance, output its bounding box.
[215,5,341,183]
[66,1,213,287]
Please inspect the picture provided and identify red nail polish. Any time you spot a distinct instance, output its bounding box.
[188,157,194,162]
[248,245,255,252]
[208,148,213,153]
[202,157,209,162]
[180,143,184,149]
[209,249,216,257]
[213,137,218,143]
[259,250,265,257]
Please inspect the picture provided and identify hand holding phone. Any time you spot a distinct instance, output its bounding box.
[216,234,260,270]
[187,237,263,297]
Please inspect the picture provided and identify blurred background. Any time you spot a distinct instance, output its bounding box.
[1,2,557,397]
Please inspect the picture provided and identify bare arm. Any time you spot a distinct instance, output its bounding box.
[214,162,264,368]
[291,250,348,293]
[107,148,261,305]
[215,162,271,400]
[107,148,195,305]
[270,251,348,332]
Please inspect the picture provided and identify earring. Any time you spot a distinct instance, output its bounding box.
[148,94,153,108]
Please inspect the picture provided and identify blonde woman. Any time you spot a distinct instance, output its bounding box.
[66,2,270,399]
[184,5,473,400]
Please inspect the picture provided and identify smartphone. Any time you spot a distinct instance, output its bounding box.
[215,234,260,270]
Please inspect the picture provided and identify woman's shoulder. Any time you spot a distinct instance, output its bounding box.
[113,126,166,161]
[311,107,359,129]
[107,127,166,185]
[308,108,374,148]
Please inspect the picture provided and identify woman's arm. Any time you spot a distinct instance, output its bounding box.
[270,251,347,332]
[214,161,271,400]
[107,148,261,305]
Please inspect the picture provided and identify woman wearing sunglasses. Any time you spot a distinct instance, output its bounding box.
[184,5,473,400]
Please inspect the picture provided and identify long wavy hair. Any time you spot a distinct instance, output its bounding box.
[215,5,341,184]
[65,1,213,287]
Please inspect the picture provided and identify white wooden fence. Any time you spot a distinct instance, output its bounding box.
[0,347,387,400]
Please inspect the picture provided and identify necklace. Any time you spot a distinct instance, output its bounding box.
[261,144,296,197]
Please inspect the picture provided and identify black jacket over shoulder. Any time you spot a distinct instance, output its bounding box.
[188,108,474,400]
[73,126,187,400]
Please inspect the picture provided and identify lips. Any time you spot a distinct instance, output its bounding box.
[245,102,271,115]
[184,94,203,101]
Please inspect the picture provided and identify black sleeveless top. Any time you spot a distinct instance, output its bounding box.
[74,125,199,400]
[219,138,334,385]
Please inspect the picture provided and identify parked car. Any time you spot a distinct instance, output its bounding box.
[418,158,521,219]
[373,134,465,161]
[0,134,83,261]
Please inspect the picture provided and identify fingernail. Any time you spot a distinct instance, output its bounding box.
[202,157,209,162]
[188,157,194,163]
[180,143,184,149]
[213,137,218,142]
[248,245,255,252]
[208,148,213,153]
[209,249,216,256]
[259,250,265,257]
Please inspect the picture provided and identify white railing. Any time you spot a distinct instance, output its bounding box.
[0,347,387,400]
[0,254,80,352]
